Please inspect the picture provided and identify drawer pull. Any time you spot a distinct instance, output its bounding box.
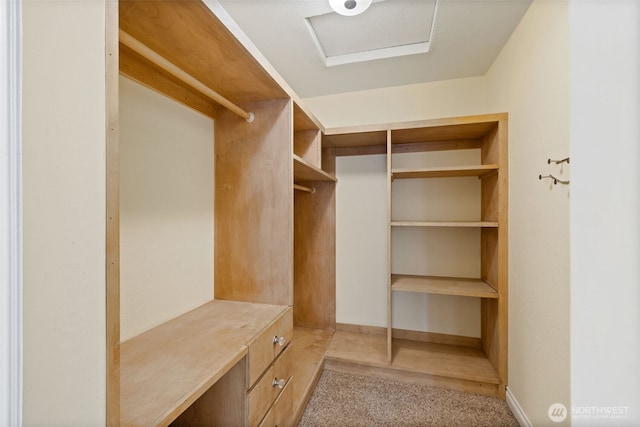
[272,336,286,346]
[272,378,286,389]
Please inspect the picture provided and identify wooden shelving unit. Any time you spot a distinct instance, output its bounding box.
[290,103,337,424]
[108,1,337,425]
[389,114,508,398]
[323,113,508,399]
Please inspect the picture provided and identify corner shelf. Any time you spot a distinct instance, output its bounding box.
[391,274,498,299]
[392,164,499,180]
[293,154,336,183]
[390,221,499,228]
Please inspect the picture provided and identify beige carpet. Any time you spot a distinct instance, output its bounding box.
[298,370,519,427]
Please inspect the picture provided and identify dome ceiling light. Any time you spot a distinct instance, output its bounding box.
[329,0,373,16]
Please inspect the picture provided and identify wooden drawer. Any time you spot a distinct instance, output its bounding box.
[258,377,293,427]
[247,307,293,386]
[248,346,291,427]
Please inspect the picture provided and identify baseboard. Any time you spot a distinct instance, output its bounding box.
[506,386,532,427]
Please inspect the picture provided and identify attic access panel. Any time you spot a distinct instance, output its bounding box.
[306,0,438,67]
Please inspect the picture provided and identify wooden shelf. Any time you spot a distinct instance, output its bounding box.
[119,300,289,427]
[119,1,290,119]
[290,328,334,424]
[293,154,336,183]
[323,114,506,152]
[293,102,323,132]
[323,129,388,149]
[324,330,499,393]
[391,221,499,228]
[392,164,498,179]
[390,120,499,144]
[391,275,498,299]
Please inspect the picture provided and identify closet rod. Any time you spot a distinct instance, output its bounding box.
[293,184,315,193]
[119,30,254,123]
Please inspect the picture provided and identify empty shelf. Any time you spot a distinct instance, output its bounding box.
[392,164,499,179]
[391,221,499,228]
[325,330,500,387]
[391,275,498,299]
[293,154,336,183]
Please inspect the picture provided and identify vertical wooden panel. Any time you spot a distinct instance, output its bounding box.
[481,298,501,395]
[481,174,499,223]
[481,116,508,399]
[496,117,509,395]
[294,130,321,168]
[106,0,120,424]
[321,146,336,176]
[293,181,336,329]
[214,99,294,306]
[481,229,499,290]
[170,358,247,427]
[386,130,393,364]
[481,123,500,165]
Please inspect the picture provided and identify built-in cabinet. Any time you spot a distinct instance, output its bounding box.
[106,1,508,425]
[108,1,335,425]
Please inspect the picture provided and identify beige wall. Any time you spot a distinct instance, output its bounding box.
[22,0,107,425]
[306,76,487,128]
[485,1,571,424]
[119,77,215,341]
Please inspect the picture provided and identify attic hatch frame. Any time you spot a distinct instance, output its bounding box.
[305,0,440,67]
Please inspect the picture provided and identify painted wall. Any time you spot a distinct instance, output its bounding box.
[119,77,215,341]
[334,154,388,328]
[22,0,106,425]
[570,1,640,425]
[485,1,571,424]
[309,78,488,334]
[307,76,487,128]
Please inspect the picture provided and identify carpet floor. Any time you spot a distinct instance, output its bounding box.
[298,370,520,427]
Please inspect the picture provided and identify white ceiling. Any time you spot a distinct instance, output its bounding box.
[216,0,532,98]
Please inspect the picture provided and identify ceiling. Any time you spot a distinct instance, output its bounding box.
[216,0,532,99]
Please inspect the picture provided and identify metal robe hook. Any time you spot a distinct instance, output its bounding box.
[548,157,570,165]
[539,174,570,185]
